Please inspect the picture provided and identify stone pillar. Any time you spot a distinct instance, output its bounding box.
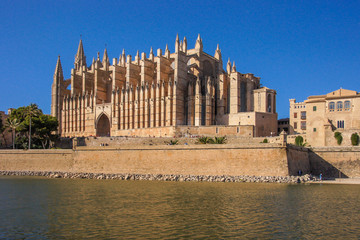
[187,82,193,125]
[172,80,177,126]
[144,84,149,128]
[166,81,172,126]
[134,85,139,128]
[129,85,134,129]
[195,79,201,126]
[155,82,160,127]
[139,85,144,128]
[151,84,155,128]
[161,81,165,127]
[124,88,129,129]
[206,78,212,126]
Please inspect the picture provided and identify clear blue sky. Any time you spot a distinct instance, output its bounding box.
[1,0,359,119]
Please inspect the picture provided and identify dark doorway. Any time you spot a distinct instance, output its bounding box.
[96,114,110,137]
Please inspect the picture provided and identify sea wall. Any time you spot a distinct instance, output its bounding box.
[309,147,360,178]
[0,144,308,177]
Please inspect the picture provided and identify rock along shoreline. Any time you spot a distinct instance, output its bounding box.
[0,171,320,184]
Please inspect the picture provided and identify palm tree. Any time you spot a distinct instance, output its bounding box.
[6,118,20,149]
[23,104,41,149]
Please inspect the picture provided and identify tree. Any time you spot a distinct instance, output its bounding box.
[334,132,343,145]
[23,104,41,149]
[351,133,359,146]
[6,118,20,149]
[34,115,58,149]
[8,104,58,149]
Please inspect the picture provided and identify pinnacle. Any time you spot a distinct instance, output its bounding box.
[176,33,179,42]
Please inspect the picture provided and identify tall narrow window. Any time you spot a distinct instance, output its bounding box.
[294,112,297,118]
[301,121,306,130]
[344,101,350,111]
[329,102,335,112]
[336,101,343,111]
[337,120,344,128]
[294,122,297,129]
[267,94,272,113]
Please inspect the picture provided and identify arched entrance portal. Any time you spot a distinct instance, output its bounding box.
[96,114,110,137]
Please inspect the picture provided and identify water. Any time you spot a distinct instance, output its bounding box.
[0,177,359,239]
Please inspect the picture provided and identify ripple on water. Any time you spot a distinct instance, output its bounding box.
[0,177,359,239]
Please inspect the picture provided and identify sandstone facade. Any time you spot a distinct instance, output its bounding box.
[289,88,360,146]
[52,35,277,137]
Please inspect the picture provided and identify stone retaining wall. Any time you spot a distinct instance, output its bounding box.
[0,145,308,177]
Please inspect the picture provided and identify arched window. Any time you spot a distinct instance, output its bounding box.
[329,102,335,112]
[267,94,272,113]
[344,101,351,111]
[336,101,343,111]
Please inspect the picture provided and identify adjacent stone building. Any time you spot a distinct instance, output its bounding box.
[289,88,360,146]
[51,35,277,138]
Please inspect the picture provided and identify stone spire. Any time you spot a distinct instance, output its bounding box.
[214,44,222,60]
[183,36,187,53]
[102,48,109,66]
[226,58,231,73]
[165,44,170,58]
[74,39,86,70]
[231,61,237,73]
[195,34,203,51]
[135,50,140,65]
[54,56,64,82]
[175,33,180,53]
[149,47,154,61]
[121,49,126,66]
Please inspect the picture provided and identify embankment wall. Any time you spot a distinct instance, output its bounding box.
[309,147,360,178]
[0,145,309,177]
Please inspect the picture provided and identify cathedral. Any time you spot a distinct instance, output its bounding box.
[51,35,277,138]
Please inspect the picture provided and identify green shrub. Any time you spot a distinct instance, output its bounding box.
[169,139,179,145]
[295,136,304,146]
[197,137,210,144]
[197,136,227,144]
[334,132,343,145]
[262,138,269,143]
[351,133,359,146]
[214,136,227,144]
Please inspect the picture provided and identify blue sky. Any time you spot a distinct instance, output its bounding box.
[1,0,359,119]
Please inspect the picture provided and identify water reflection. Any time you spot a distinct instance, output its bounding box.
[0,177,359,239]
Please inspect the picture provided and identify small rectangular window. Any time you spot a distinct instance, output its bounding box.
[216,127,219,134]
[294,113,297,118]
[313,106,317,111]
[301,111,306,120]
[313,128,316,132]
[301,121,306,130]
[294,122,297,129]
[237,127,239,133]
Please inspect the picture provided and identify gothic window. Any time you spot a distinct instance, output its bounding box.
[240,82,247,112]
[329,102,335,112]
[267,94,272,113]
[336,101,343,111]
[344,101,351,111]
